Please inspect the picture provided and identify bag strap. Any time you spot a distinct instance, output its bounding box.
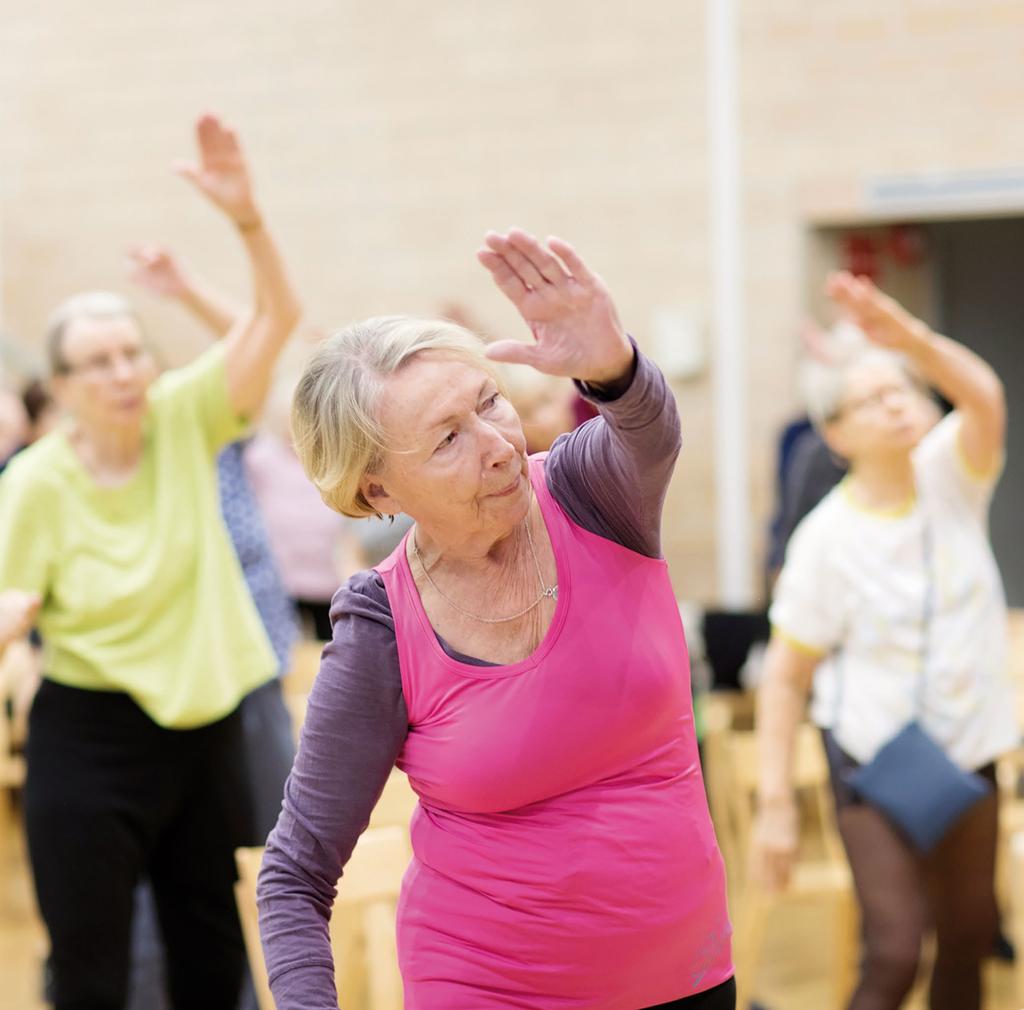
[832,514,934,732]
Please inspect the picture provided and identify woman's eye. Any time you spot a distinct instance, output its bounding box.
[481,393,500,411]
[435,431,457,452]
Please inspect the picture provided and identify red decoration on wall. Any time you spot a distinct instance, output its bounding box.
[840,233,881,281]
[886,224,927,267]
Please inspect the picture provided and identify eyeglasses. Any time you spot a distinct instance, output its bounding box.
[59,345,153,380]
[831,382,915,420]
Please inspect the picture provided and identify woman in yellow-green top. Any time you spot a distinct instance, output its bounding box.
[0,114,301,1010]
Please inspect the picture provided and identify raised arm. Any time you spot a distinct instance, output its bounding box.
[127,243,243,338]
[257,577,408,1007]
[174,114,302,419]
[478,231,681,557]
[827,271,1005,477]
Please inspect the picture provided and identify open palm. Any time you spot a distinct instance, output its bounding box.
[477,230,633,385]
[174,114,258,225]
[825,271,923,353]
[126,244,190,299]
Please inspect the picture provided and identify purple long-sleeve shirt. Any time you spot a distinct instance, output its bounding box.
[258,346,682,1007]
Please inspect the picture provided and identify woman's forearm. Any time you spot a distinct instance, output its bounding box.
[904,327,1005,424]
[756,638,816,804]
[223,217,303,418]
[179,276,244,338]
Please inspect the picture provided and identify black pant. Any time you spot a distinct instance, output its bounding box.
[26,679,253,1010]
[643,977,736,1009]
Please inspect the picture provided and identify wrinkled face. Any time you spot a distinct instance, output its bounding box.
[824,358,932,463]
[53,315,157,431]
[361,352,531,538]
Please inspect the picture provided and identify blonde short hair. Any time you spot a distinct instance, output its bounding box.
[291,316,502,517]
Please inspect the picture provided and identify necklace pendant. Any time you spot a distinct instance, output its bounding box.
[543,585,559,601]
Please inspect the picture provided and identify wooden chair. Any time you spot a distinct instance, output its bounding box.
[718,723,858,1010]
[236,824,411,1010]
[1008,830,1024,1006]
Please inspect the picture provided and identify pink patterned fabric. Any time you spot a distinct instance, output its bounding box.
[376,455,732,1010]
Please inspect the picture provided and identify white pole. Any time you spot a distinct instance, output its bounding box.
[707,0,753,607]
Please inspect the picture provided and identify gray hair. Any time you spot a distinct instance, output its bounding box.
[46,292,142,376]
[801,346,910,427]
[291,316,503,518]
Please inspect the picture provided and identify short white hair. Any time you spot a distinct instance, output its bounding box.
[801,345,910,427]
[46,291,141,375]
[291,316,504,518]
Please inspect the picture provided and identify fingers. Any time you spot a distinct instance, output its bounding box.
[826,270,910,338]
[547,236,596,285]
[507,229,570,287]
[484,340,542,368]
[484,232,546,290]
[195,113,234,158]
[750,843,793,893]
[171,159,201,188]
[477,248,529,304]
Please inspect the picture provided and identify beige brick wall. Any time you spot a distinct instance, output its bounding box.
[2,1,1022,604]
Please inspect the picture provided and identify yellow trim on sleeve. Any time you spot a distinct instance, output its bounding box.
[771,625,827,659]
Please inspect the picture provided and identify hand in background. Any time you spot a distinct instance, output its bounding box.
[173,114,260,227]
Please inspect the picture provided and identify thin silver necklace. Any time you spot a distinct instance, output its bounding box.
[411,509,558,624]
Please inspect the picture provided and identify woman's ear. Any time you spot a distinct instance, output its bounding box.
[359,473,402,516]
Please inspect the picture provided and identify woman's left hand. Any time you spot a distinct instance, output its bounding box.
[477,230,634,385]
[173,114,261,228]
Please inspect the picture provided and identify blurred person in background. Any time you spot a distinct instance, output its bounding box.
[128,245,384,638]
[259,230,734,1010]
[0,379,29,473]
[752,273,1013,1010]
[21,377,62,445]
[0,113,301,1010]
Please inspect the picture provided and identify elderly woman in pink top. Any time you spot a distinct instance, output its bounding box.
[257,231,734,1010]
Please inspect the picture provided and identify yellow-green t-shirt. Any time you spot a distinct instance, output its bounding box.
[0,344,276,728]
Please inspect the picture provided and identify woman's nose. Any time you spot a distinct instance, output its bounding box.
[480,419,516,466]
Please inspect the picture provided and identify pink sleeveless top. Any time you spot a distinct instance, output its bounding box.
[376,456,732,1009]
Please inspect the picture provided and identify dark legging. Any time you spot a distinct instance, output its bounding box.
[26,679,253,1010]
[643,976,736,1009]
[824,731,998,1010]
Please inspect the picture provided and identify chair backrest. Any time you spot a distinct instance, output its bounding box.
[235,825,412,1010]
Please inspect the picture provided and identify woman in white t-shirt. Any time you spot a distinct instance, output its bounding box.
[753,271,1014,1010]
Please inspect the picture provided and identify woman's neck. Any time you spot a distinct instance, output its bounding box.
[414,511,527,575]
[846,453,916,512]
[68,419,144,487]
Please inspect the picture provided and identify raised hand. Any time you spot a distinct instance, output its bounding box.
[126,244,191,300]
[477,229,633,386]
[173,114,260,227]
[0,589,41,647]
[825,271,927,353]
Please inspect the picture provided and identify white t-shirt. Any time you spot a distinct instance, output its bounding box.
[770,411,1018,769]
